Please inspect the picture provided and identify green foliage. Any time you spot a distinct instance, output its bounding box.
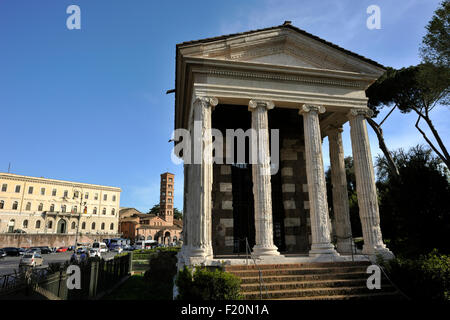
[176,266,242,300]
[142,249,179,299]
[383,249,450,300]
[420,0,450,67]
[376,145,450,257]
[148,204,183,220]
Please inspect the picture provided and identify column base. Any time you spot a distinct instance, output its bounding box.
[309,242,339,257]
[363,244,395,261]
[178,245,213,267]
[252,244,280,258]
[336,239,356,255]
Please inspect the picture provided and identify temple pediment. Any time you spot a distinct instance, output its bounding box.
[178,23,385,75]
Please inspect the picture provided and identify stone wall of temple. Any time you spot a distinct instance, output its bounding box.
[211,164,234,255]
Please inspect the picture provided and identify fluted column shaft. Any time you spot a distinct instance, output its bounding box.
[327,126,354,254]
[300,105,338,256]
[248,99,279,257]
[188,96,218,260]
[348,108,393,258]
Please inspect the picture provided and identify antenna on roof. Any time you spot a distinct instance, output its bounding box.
[8,162,11,173]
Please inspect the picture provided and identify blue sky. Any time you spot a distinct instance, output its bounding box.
[0,0,448,213]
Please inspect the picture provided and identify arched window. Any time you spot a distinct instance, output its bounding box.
[12,201,18,210]
[47,221,53,229]
[147,235,152,240]
[101,222,105,230]
[38,203,43,211]
[71,222,76,229]
[50,204,55,212]
[0,200,4,209]
[25,202,31,211]
[23,220,28,228]
[93,207,97,214]
[110,223,114,230]
[81,222,86,230]
[111,208,115,215]
[35,220,41,229]
[91,222,96,230]
[102,208,106,215]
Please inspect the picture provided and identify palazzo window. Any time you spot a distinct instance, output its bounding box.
[15,185,21,193]
[25,202,31,211]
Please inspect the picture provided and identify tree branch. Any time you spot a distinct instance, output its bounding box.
[366,117,400,177]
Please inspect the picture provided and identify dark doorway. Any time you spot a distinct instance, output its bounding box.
[232,164,255,253]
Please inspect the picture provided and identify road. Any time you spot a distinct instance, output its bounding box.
[0,251,118,276]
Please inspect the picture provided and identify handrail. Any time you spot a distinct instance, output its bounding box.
[243,238,269,300]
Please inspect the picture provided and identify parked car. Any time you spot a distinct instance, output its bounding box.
[110,245,123,254]
[88,248,101,258]
[37,246,53,254]
[92,242,108,253]
[68,246,75,251]
[2,247,21,256]
[56,247,68,253]
[76,247,87,254]
[0,249,6,258]
[13,229,26,234]
[19,252,44,267]
[18,248,26,255]
[26,247,42,254]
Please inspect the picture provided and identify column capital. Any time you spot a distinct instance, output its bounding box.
[325,125,344,136]
[299,104,326,115]
[248,99,275,111]
[194,96,219,109]
[347,108,373,119]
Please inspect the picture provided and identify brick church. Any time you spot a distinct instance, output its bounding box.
[119,172,182,244]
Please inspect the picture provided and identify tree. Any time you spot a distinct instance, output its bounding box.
[148,204,183,220]
[148,204,160,215]
[420,0,450,67]
[366,68,402,178]
[173,208,183,220]
[376,145,450,257]
[366,1,450,171]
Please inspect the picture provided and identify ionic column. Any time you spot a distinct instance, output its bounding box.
[248,99,279,257]
[188,96,218,262]
[348,108,393,259]
[327,126,354,254]
[299,105,338,256]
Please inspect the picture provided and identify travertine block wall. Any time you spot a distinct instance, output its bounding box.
[279,134,311,253]
[211,164,234,255]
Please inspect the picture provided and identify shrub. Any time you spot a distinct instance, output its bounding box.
[383,249,450,300]
[176,266,242,300]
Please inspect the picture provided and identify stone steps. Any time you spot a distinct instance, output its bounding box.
[241,279,368,292]
[228,265,368,278]
[225,261,403,300]
[239,271,368,284]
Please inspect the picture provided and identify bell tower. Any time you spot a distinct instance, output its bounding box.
[160,172,174,224]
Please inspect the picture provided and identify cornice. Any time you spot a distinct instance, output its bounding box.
[0,173,121,192]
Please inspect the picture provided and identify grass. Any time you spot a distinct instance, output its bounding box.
[102,274,173,300]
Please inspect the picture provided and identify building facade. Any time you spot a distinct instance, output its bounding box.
[119,173,182,244]
[0,172,121,237]
[174,22,394,267]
